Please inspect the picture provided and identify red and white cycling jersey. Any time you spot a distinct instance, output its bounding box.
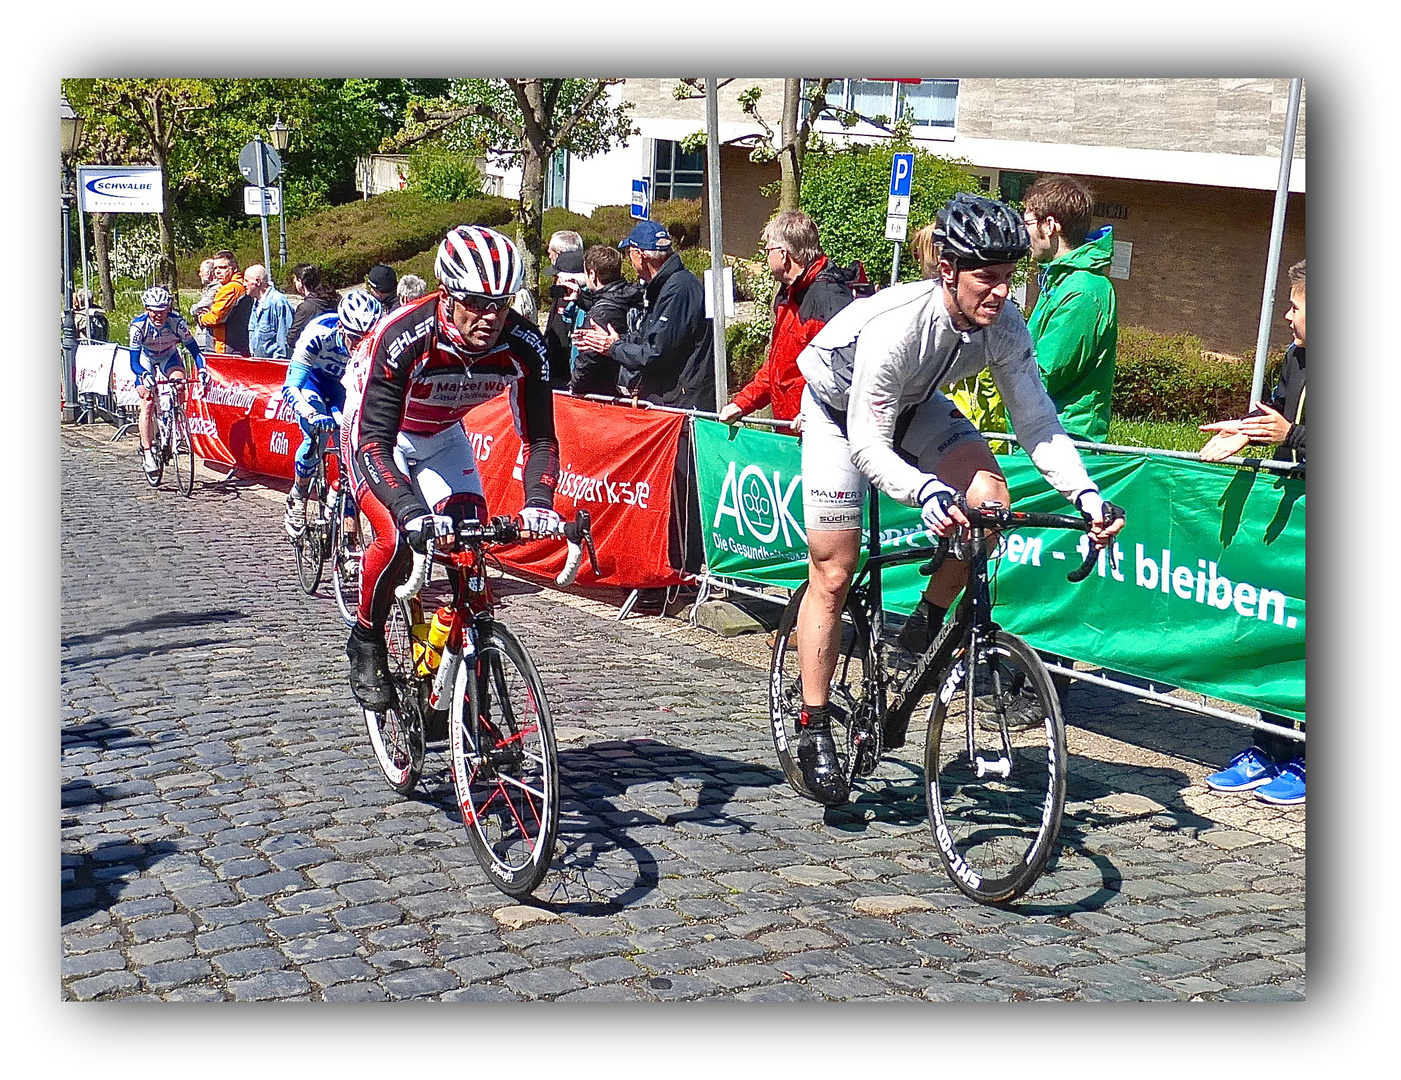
[345,293,559,529]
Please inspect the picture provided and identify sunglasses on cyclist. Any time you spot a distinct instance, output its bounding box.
[450,292,511,314]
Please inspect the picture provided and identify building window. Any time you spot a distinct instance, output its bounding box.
[544,148,569,210]
[805,78,959,131]
[652,140,705,202]
[997,170,1039,204]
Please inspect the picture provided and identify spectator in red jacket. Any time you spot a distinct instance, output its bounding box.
[718,211,863,433]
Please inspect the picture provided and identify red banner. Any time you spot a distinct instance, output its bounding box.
[194,355,300,480]
[467,395,687,589]
[193,355,687,589]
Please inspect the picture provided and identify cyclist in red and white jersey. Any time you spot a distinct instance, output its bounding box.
[341,226,563,712]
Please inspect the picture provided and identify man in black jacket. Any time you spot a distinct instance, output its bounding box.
[565,245,644,397]
[574,220,716,413]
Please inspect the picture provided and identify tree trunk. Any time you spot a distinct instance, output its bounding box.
[94,212,115,310]
[779,78,802,212]
[511,79,550,293]
[517,146,544,293]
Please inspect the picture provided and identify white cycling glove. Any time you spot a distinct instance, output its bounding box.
[917,478,959,535]
[404,513,455,553]
[519,507,565,537]
[1074,489,1105,524]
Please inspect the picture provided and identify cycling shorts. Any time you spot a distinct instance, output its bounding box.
[137,352,188,380]
[799,385,982,531]
[348,423,488,632]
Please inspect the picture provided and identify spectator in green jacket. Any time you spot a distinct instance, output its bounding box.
[1023,175,1118,442]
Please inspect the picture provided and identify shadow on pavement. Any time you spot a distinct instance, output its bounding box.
[535,738,790,915]
[62,835,182,926]
[62,608,249,648]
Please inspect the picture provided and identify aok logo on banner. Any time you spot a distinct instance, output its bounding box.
[709,460,806,564]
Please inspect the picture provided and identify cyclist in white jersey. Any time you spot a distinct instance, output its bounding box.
[790,193,1125,805]
[128,286,206,477]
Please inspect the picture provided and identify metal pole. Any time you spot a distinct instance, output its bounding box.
[705,78,728,409]
[255,134,272,273]
[1250,77,1302,405]
[277,172,288,268]
[60,166,78,422]
[890,240,902,286]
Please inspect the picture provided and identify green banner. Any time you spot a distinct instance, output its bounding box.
[693,418,1304,722]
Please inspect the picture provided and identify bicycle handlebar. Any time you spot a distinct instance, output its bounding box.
[395,511,598,601]
[918,497,1126,583]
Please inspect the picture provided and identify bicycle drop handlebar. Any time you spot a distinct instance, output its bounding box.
[395,510,599,601]
[918,496,1126,584]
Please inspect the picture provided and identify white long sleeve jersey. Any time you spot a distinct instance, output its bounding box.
[796,279,1097,507]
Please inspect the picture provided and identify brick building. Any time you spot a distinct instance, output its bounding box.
[556,78,1306,355]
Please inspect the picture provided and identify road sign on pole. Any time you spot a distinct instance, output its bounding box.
[244,186,281,216]
[886,153,915,282]
[238,140,282,185]
[889,153,914,198]
[630,179,650,220]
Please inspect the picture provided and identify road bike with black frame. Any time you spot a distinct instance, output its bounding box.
[363,510,597,898]
[769,490,1124,905]
[140,372,197,497]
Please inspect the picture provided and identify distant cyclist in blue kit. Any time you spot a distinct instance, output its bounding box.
[281,289,382,537]
[128,285,206,479]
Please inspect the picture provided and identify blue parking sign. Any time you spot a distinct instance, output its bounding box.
[889,153,914,198]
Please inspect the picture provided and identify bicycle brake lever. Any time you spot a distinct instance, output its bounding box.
[1068,501,1125,583]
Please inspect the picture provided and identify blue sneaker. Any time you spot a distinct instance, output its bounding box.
[1256,758,1305,805]
[1204,747,1278,792]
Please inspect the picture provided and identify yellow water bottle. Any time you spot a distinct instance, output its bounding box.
[425,606,453,672]
[411,619,432,676]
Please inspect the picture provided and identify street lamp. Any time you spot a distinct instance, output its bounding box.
[268,116,289,268]
[60,93,85,424]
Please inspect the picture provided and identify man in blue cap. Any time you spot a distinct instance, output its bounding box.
[573,220,716,412]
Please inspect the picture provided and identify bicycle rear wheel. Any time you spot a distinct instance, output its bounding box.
[293,470,327,594]
[768,582,879,802]
[364,598,425,796]
[451,621,559,897]
[171,401,196,497]
[331,496,363,629]
[924,629,1066,904]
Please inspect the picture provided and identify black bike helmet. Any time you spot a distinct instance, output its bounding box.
[933,193,1029,267]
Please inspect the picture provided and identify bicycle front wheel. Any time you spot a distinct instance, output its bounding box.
[924,629,1066,905]
[331,498,363,629]
[769,582,878,802]
[171,401,196,497]
[451,622,559,897]
[143,410,166,487]
[293,471,327,594]
[364,598,425,796]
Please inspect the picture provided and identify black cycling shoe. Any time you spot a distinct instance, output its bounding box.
[896,598,946,656]
[796,706,850,806]
[347,628,396,713]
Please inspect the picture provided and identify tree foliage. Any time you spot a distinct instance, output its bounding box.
[388,79,636,287]
[60,78,445,296]
[801,126,982,284]
[405,144,483,203]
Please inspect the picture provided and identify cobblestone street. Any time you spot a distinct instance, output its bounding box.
[61,426,1305,1002]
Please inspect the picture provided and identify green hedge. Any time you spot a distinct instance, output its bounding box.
[1112,325,1285,422]
[181,190,514,290]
